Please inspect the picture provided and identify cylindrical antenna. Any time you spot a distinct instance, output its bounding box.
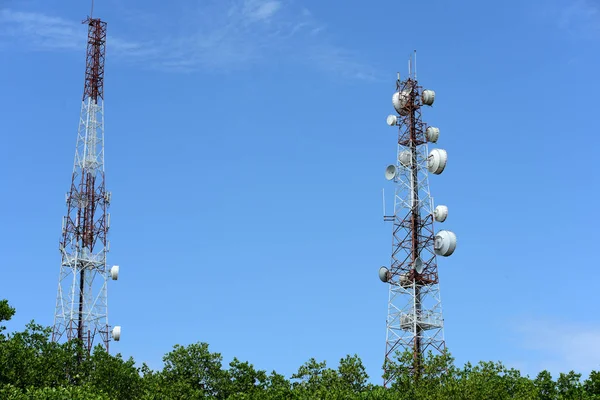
[414,50,417,80]
[90,0,94,18]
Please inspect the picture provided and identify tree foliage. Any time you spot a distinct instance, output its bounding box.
[1,299,599,399]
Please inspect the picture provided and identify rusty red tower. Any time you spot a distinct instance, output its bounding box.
[52,15,121,353]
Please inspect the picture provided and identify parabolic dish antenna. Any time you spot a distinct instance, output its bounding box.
[434,230,457,257]
[379,266,390,282]
[413,257,424,274]
[434,205,448,222]
[427,148,447,175]
[425,126,440,143]
[399,150,412,167]
[385,165,398,181]
[110,265,119,280]
[392,90,411,114]
[112,326,121,341]
[422,89,435,106]
[386,115,397,126]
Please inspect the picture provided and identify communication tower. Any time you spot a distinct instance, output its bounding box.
[51,13,121,353]
[378,52,457,385]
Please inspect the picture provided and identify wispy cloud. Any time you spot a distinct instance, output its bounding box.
[535,0,600,40]
[558,0,600,35]
[0,8,83,51]
[512,316,600,377]
[0,1,379,80]
[242,0,281,22]
[0,8,153,58]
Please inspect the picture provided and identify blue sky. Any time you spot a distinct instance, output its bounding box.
[1,0,599,383]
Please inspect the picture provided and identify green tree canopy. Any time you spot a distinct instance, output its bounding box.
[1,298,600,400]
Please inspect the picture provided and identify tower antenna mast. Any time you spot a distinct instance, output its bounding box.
[379,52,457,385]
[52,11,122,354]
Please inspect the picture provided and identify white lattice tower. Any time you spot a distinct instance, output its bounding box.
[379,56,457,386]
[52,17,121,353]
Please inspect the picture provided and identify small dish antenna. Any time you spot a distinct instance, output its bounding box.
[412,257,424,274]
[386,115,397,126]
[385,165,398,181]
[422,89,435,106]
[110,265,119,280]
[434,205,448,222]
[434,230,457,257]
[399,150,412,167]
[425,126,440,143]
[379,266,390,283]
[111,326,121,341]
[392,91,411,114]
[427,148,447,175]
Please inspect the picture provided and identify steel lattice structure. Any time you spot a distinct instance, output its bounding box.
[380,57,456,386]
[52,17,120,353]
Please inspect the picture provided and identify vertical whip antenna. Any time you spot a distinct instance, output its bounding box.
[414,50,417,80]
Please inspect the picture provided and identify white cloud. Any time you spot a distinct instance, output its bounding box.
[244,0,281,22]
[0,8,152,58]
[0,8,83,51]
[0,1,378,80]
[513,316,600,376]
[559,0,599,32]
[535,0,600,40]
